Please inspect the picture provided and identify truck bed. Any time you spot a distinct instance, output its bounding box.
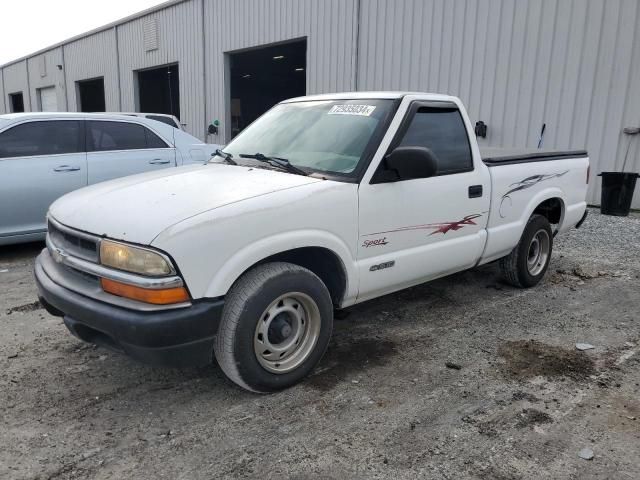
[479,146,589,265]
[480,147,588,166]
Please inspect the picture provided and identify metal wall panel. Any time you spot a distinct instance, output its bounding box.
[2,61,30,111]
[1,0,639,206]
[27,48,66,112]
[116,0,205,138]
[203,0,359,144]
[357,0,640,207]
[64,29,120,111]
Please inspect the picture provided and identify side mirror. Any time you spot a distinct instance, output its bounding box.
[382,146,438,181]
[475,121,487,138]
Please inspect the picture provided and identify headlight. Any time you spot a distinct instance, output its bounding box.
[100,240,174,276]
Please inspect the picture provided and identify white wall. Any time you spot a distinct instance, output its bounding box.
[2,61,30,112]
[357,0,640,206]
[27,48,66,112]
[117,0,205,139]
[203,0,359,144]
[64,29,120,111]
[2,0,639,206]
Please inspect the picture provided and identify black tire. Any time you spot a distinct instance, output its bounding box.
[214,262,333,393]
[499,214,553,288]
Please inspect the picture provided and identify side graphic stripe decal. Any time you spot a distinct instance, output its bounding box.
[363,214,483,237]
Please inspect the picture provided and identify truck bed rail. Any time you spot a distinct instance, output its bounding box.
[481,148,588,166]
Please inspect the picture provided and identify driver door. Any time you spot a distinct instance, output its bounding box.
[356,100,490,302]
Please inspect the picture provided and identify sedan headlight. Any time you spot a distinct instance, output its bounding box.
[100,240,174,276]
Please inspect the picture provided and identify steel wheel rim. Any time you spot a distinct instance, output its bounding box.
[527,229,550,276]
[253,292,321,374]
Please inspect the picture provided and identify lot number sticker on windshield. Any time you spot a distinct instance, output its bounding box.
[328,105,376,116]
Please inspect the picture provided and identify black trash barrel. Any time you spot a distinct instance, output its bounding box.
[598,172,639,216]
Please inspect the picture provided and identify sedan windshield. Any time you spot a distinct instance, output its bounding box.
[214,99,395,177]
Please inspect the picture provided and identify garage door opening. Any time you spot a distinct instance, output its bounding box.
[228,39,306,138]
[136,64,180,119]
[77,78,106,112]
[37,87,57,112]
[9,92,24,113]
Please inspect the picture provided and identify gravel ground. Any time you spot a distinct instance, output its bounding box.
[1,208,639,480]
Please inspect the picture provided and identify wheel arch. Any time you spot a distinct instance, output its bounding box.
[532,196,565,225]
[204,230,356,306]
[253,247,348,306]
[523,189,566,228]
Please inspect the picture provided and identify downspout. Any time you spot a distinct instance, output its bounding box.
[353,0,361,91]
[25,59,33,111]
[1,68,6,113]
[114,26,122,111]
[61,45,69,110]
[201,0,208,141]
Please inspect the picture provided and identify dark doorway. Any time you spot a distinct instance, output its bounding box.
[137,64,180,119]
[77,78,106,112]
[229,39,306,137]
[9,92,25,113]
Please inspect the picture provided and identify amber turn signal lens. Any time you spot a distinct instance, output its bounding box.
[100,278,189,305]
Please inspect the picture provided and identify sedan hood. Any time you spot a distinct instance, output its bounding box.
[49,164,322,244]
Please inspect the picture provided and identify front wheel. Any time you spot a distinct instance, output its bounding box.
[499,214,553,288]
[214,262,333,393]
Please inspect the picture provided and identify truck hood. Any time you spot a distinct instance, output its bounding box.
[49,163,323,244]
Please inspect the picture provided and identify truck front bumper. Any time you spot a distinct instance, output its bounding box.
[35,253,224,368]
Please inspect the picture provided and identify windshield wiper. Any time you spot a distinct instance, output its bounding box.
[239,153,308,176]
[213,148,237,165]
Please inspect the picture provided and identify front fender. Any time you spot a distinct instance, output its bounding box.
[204,229,358,304]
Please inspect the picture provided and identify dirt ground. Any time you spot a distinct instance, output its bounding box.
[1,208,639,480]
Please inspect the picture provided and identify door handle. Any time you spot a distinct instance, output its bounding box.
[53,165,81,172]
[468,185,483,198]
[149,159,170,165]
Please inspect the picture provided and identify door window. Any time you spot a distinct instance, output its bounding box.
[87,121,147,151]
[87,121,169,151]
[0,121,82,158]
[145,128,169,148]
[146,115,179,129]
[397,106,473,175]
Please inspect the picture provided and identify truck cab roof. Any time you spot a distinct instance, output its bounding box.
[282,91,457,103]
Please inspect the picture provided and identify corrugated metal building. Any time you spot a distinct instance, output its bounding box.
[1,0,639,207]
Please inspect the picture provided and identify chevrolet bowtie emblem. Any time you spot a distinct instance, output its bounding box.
[51,247,67,264]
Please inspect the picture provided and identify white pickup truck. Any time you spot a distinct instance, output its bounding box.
[36,92,589,392]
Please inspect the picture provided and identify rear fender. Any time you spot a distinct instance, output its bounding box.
[482,188,566,264]
[523,188,566,228]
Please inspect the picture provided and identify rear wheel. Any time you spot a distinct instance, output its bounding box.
[500,214,553,288]
[214,262,333,393]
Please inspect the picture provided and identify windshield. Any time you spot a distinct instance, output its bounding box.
[215,99,395,177]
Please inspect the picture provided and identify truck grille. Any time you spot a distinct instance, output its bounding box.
[47,219,100,263]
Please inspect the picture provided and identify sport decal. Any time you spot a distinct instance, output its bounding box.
[362,214,483,238]
[362,237,389,248]
[499,171,568,218]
